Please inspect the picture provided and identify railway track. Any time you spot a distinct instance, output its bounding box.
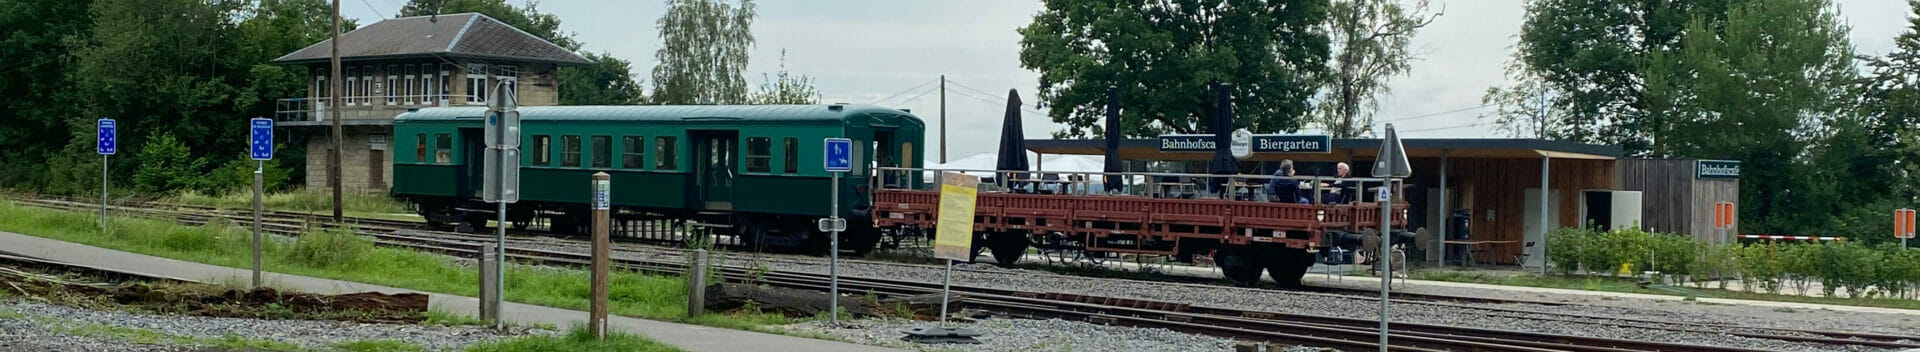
[8,195,1918,351]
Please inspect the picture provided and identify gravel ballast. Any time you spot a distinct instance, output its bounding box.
[403,230,1919,351]
[0,299,546,351]
[784,316,1243,352]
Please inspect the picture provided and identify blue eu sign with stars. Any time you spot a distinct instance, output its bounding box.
[250,118,273,160]
[824,138,852,173]
[96,119,116,155]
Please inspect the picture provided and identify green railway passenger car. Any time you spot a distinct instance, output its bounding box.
[390,104,925,254]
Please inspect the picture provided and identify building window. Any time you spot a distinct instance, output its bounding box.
[622,136,645,169]
[783,137,798,174]
[466,63,488,104]
[532,135,551,166]
[439,64,452,104]
[561,135,581,167]
[655,136,677,170]
[422,65,437,106]
[404,65,417,105]
[358,66,372,105]
[313,72,326,100]
[344,71,357,106]
[434,133,452,164]
[385,65,399,105]
[496,65,518,99]
[746,137,771,173]
[414,134,426,162]
[591,135,611,168]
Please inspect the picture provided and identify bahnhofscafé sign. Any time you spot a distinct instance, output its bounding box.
[1159,134,1331,153]
[1696,160,1741,179]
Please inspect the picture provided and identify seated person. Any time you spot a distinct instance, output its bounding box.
[1319,162,1356,204]
[1266,160,1308,204]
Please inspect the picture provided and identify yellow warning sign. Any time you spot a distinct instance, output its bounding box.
[934,172,980,261]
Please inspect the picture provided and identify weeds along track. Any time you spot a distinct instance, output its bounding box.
[9,195,1919,351]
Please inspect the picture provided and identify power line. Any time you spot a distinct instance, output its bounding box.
[870,79,939,105]
[1397,122,1489,134]
[1377,104,1491,123]
[359,0,387,19]
[945,88,1049,117]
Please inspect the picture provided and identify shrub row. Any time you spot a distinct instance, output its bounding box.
[1545,227,1920,298]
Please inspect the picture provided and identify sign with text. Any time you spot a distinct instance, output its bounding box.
[591,178,609,210]
[249,118,273,160]
[933,172,981,261]
[824,138,852,172]
[1159,134,1332,153]
[96,119,116,155]
[1696,160,1741,179]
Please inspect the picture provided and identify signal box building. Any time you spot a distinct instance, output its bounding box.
[273,13,589,192]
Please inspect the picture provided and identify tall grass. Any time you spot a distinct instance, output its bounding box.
[170,189,410,215]
[462,324,686,352]
[0,200,789,329]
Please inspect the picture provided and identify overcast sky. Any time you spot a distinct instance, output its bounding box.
[343,0,1912,162]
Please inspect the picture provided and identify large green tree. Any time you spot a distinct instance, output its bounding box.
[1019,0,1331,137]
[560,52,646,105]
[1313,0,1436,138]
[1859,0,1920,201]
[1492,0,1735,155]
[752,50,819,105]
[650,0,756,105]
[0,0,95,190]
[1641,0,1856,233]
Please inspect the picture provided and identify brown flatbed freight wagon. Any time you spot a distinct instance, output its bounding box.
[871,188,1409,287]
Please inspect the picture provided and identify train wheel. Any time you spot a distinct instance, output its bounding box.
[987,232,1030,267]
[1265,247,1314,289]
[1217,247,1264,287]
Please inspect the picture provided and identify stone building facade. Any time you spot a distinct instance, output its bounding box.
[273,13,587,193]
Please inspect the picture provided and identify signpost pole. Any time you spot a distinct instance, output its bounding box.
[253,161,264,288]
[101,154,107,232]
[829,171,840,325]
[249,118,273,290]
[940,258,953,327]
[590,172,610,339]
[97,119,115,234]
[1378,178,1392,352]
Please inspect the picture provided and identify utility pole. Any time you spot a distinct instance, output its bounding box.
[939,75,947,164]
[329,0,344,223]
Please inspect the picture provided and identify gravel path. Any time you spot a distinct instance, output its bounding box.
[403,230,1919,351]
[0,299,547,351]
[783,316,1245,352]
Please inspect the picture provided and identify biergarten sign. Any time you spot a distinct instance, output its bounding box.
[1158,134,1332,153]
[1696,160,1741,179]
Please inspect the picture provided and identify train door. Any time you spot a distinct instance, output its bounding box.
[691,131,738,211]
[874,131,898,187]
[460,128,485,198]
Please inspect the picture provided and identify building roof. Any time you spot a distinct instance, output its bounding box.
[395,104,923,125]
[1026,137,1623,161]
[273,13,590,66]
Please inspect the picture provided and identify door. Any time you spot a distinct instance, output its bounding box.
[691,131,738,210]
[461,128,485,198]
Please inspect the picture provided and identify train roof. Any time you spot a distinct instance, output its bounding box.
[395,104,921,124]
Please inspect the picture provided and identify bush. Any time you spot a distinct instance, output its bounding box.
[282,228,373,269]
[1544,227,1595,275]
[205,155,292,195]
[133,133,209,194]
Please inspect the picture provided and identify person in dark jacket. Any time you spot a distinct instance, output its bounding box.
[1267,160,1306,203]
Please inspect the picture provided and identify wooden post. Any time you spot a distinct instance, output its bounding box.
[690,249,707,317]
[478,243,498,323]
[590,172,611,339]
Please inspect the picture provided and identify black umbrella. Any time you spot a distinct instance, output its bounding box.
[1206,83,1239,195]
[995,89,1030,188]
[1103,87,1124,192]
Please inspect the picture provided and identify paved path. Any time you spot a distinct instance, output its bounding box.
[0,231,903,352]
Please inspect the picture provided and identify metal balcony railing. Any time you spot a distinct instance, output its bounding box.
[274,95,467,123]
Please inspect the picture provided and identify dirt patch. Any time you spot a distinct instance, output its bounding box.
[0,264,427,324]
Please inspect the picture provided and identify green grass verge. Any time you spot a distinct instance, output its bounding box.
[335,339,428,352]
[464,324,686,352]
[0,200,788,332]
[1410,269,1920,310]
[168,189,416,220]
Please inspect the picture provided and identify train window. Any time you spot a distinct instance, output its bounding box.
[655,136,677,170]
[591,135,611,168]
[622,136,645,169]
[851,139,865,176]
[414,134,426,163]
[433,133,452,164]
[783,138,798,174]
[561,135,581,167]
[532,135,551,166]
[746,137,771,173]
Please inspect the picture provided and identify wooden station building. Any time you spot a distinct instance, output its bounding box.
[1025,137,1684,267]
